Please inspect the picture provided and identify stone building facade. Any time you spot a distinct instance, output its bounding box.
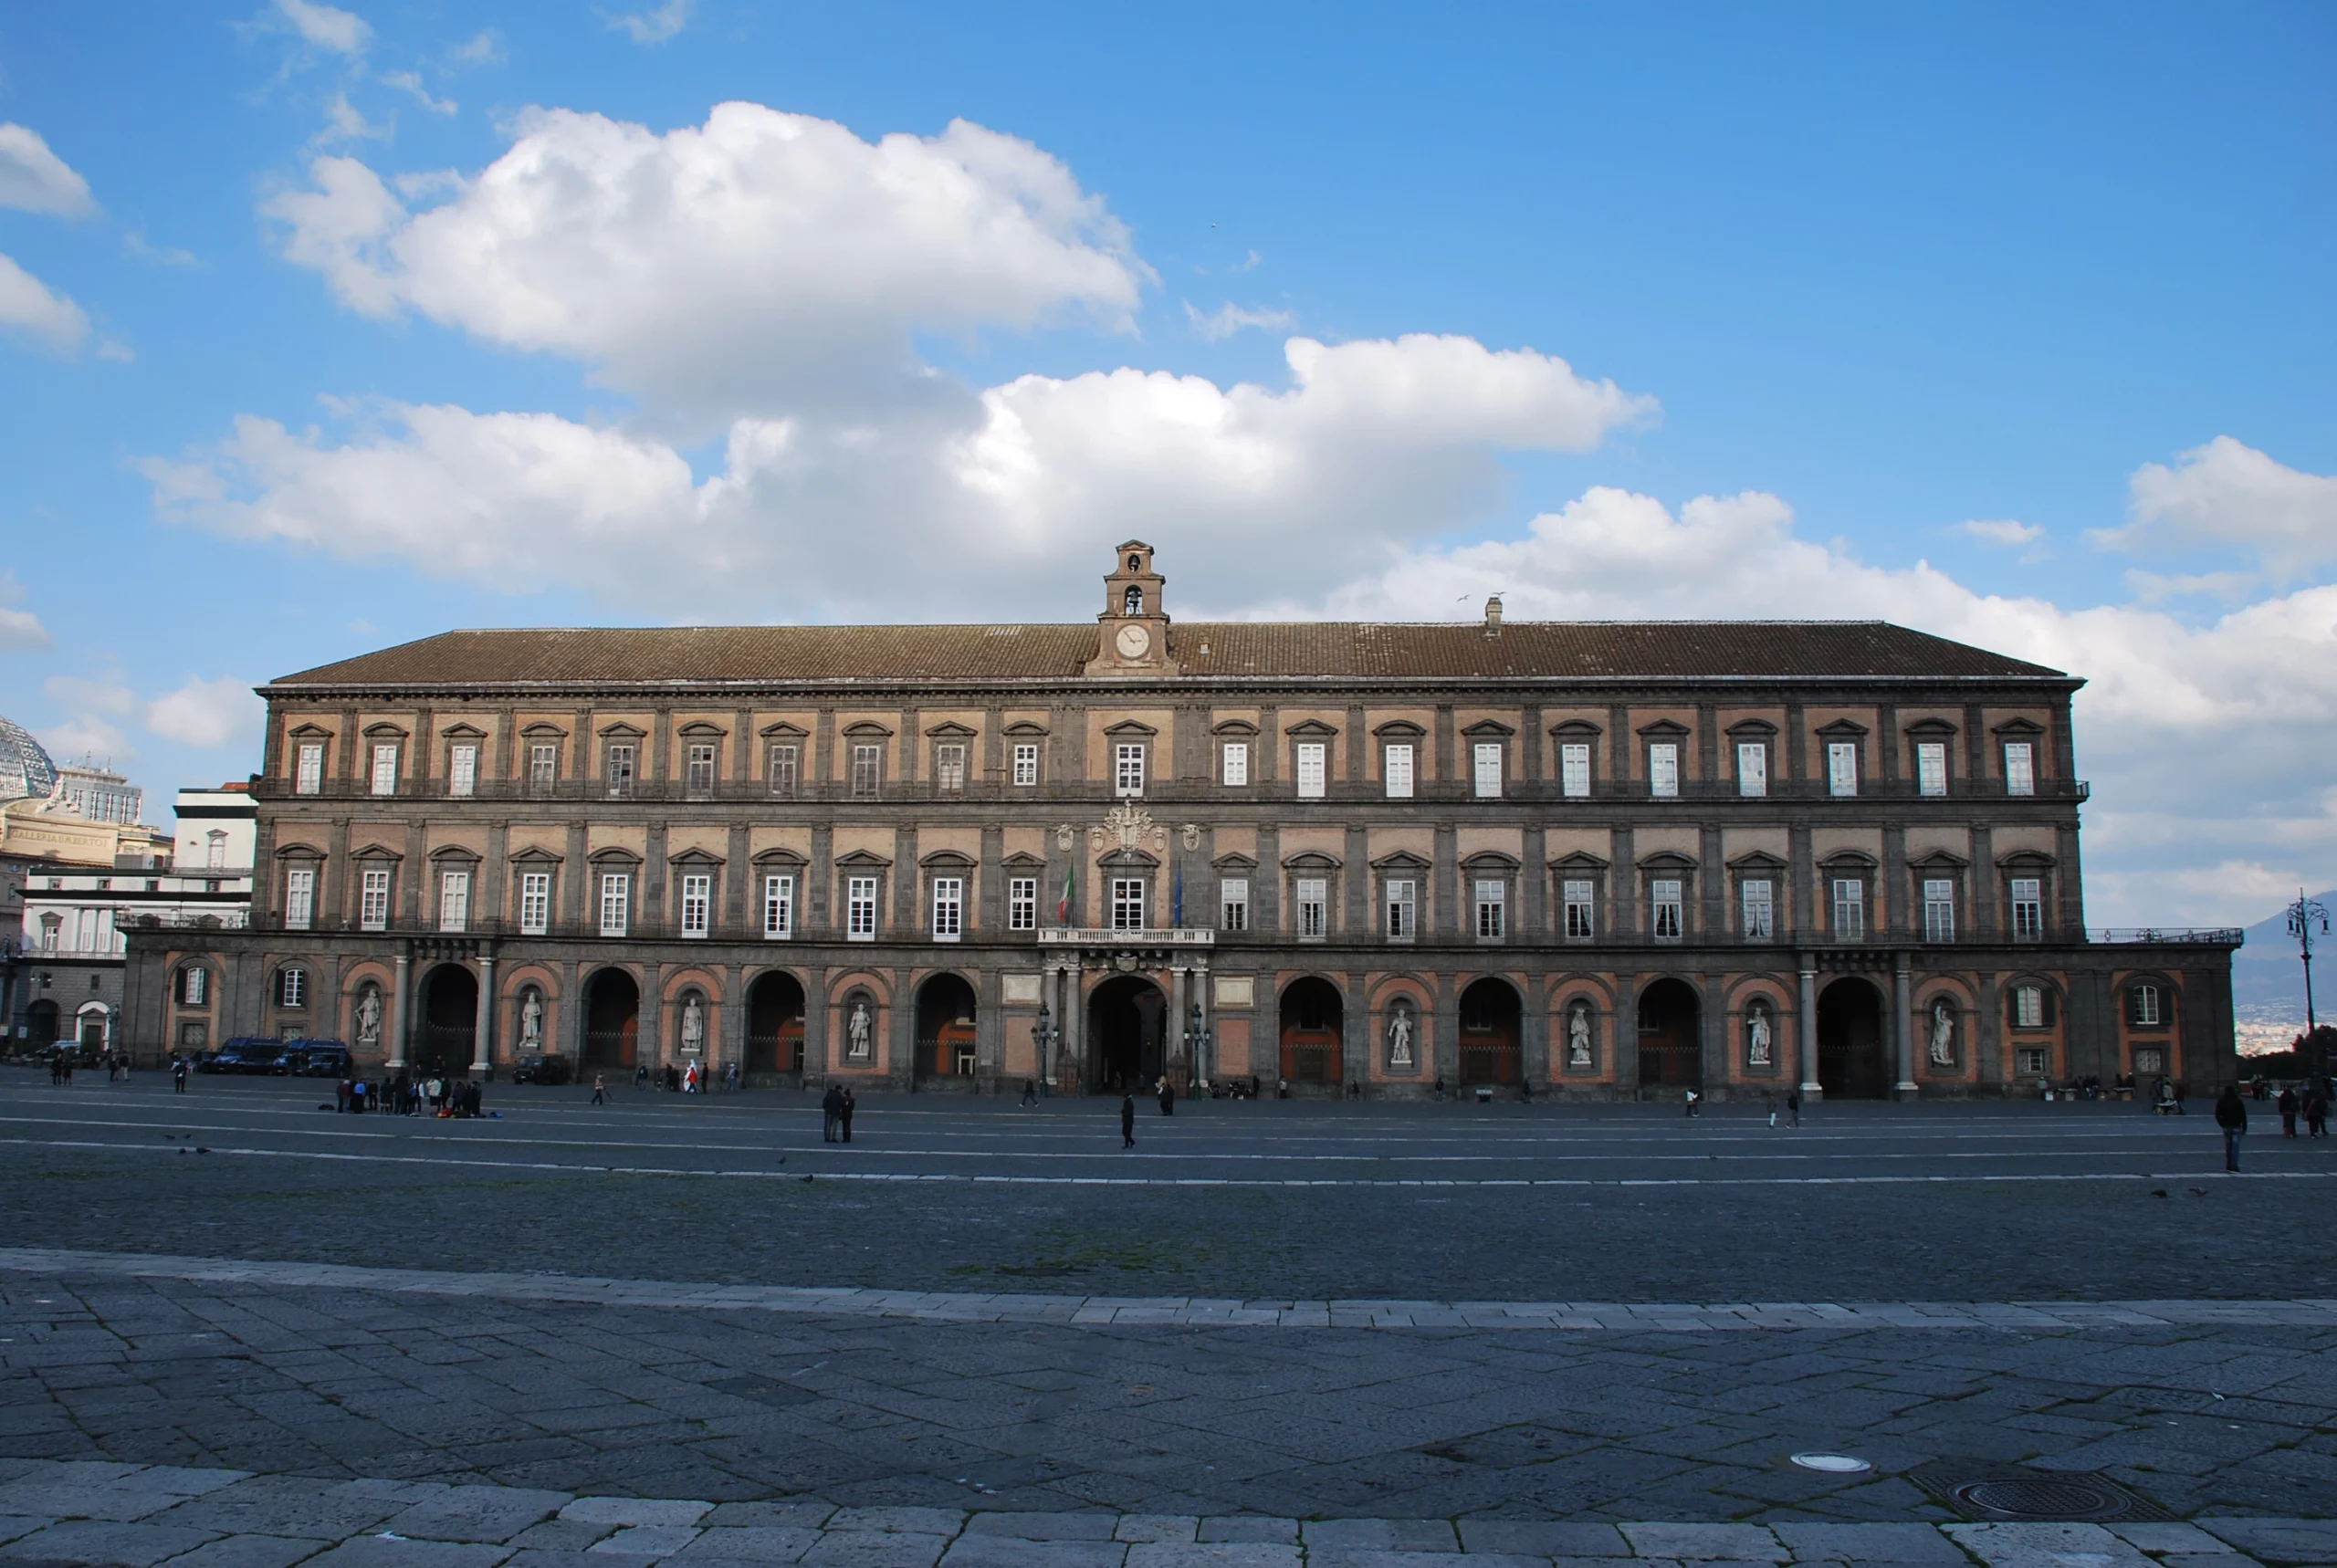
[122,543,2239,1098]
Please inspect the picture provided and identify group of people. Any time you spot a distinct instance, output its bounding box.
[819,1082,858,1142]
[2275,1083,2332,1139]
[331,1073,484,1117]
[632,1061,741,1093]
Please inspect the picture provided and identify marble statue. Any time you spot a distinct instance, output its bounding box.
[1567,1002,1593,1067]
[1928,999,1955,1066]
[1386,1006,1415,1069]
[354,984,383,1051]
[1746,1004,1773,1067]
[847,999,873,1058]
[519,989,543,1051]
[681,995,706,1055]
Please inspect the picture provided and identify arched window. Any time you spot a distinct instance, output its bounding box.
[2009,982,2056,1030]
[276,967,308,1009]
[2131,983,2164,1028]
[1124,584,1143,615]
[205,830,227,869]
[177,965,208,1006]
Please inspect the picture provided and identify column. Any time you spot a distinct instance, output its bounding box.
[388,947,411,1070]
[1798,959,1820,1097]
[1168,964,1187,1085]
[1194,962,1211,1083]
[1893,953,1917,1097]
[1066,957,1085,1092]
[472,952,495,1074]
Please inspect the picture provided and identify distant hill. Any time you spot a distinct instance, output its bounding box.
[2231,889,2335,1053]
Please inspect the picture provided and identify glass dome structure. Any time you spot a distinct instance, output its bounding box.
[0,714,58,801]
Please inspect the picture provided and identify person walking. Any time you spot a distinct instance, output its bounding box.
[1684,1087,1700,1118]
[1433,1076,1446,1103]
[821,1082,844,1143]
[2277,1086,2299,1138]
[1764,1089,1777,1129]
[1020,1080,1037,1108]
[2302,1084,2328,1139]
[839,1087,855,1144]
[1158,1078,1175,1116]
[725,1061,739,1093]
[1786,1087,1800,1128]
[1120,1092,1137,1149]
[173,1055,189,1094]
[591,1071,606,1106]
[2215,1084,2248,1173]
[634,1063,649,1092]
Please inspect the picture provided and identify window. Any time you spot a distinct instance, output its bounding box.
[1295,742,1326,800]
[1124,584,1143,615]
[1916,741,1948,798]
[205,831,227,870]
[1831,878,1865,939]
[1012,743,1040,787]
[1472,742,1503,799]
[931,876,963,941]
[1295,877,1327,939]
[846,875,878,940]
[2005,741,2036,797]
[2134,1045,2165,1076]
[1736,742,1767,797]
[1559,742,1591,799]
[1112,877,1147,931]
[1474,879,1506,940]
[599,873,631,937]
[449,743,477,798]
[935,744,966,793]
[2019,1047,2049,1077]
[1220,878,1250,932]
[530,743,560,791]
[1651,878,1683,940]
[762,873,794,938]
[1386,879,1416,941]
[519,871,550,936]
[2010,876,2043,939]
[1383,744,1413,798]
[2132,984,2163,1028]
[605,743,636,800]
[284,867,315,931]
[2014,983,2046,1030]
[1563,878,1596,939]
[686,743,717,793]
[1009,876,1037,932]
[1741,878,1774,940]
[371,743,399,797]
[1827,741,1859,797]
[360,868,392,931]
[1923,878,1955,943]
[295,741,324,795]
[36,914,58,952]
[767,743,798,797]
[439,869,470,934]
[178,966,207,1006]
[1649,743,1679,799]
[851,744,882,799]
[277,967,306,1009]
[680,873,712,938]
[1221,741,1249,786]
[1115,743,1146,797]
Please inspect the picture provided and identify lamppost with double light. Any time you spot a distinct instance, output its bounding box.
[2289,889,2330,1081]
[1183,1000,1210,1092]
[1034,1000,1058,1098]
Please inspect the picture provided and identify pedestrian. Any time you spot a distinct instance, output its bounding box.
[2278,1086,2299,1138]
[822,1082,843,1143]
[635,1063,649,1092]
[336,1076,351,1113]
[1684,1087,1700,1118]
[840,1087,855,1144]
[1786,1087,1800,1128]
[2215,1083,2248,1173]
[1020,1079,1037,1108]
[1433,1076,1445,1103]
[1121,1092,1137,1148]
[1158,1078,1175,1116]
[2306,1087,2330,1139]
[173,1055,189,1094]
[1765,1089,1776,1129]
[591,1071,606,1105]
[726,1061,739,1093]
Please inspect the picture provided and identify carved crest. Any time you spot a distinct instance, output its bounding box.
[1179,822,1203,852]
[1090,802,1167,854]
[1054,823,1077,852]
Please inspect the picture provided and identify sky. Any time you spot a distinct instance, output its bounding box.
[0,0,2331,931]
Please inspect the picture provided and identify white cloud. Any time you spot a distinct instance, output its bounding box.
[0,572,49,650]
[2099,435,2337,580]
[0,252,90,357]
[124,230,199,267]
[609,0,693,44]
[38,717,130,767]
[276,0,372,56]
[43,675,136,717]
[0,124,95,217]
[383,71,456,115]
[313,92,391,146]
[146,676,264,749]
[448,29,505,67]
[1184,300,1296,340]
[1957,517,2043,548]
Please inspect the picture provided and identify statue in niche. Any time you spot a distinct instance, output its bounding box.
[1928,999,1956,1067]
[681,995,706,1055]
[1386,1004,1415,1070]
[846,998,873,1059]
[519,988,544,1051]
[1745,1002,1773,1067]
[1567,1001,1594,1067]
[354,984,383,1052]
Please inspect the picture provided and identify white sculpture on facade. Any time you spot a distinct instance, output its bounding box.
[1745,1002,1773,1067]
[1386,1004,1415,1069]
[519,988,544,1051]
[681,995,706,1055]
[1567,1001,1594,1067]
[1928,999,1955,1066]
[354,984,383,1051]
[846,998,873,1058]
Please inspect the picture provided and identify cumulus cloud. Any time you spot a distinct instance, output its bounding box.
[383,71,456,115]
[313,92,391,146]
[276,0,372,56]
[0,573,48,650]
[2100,435,2337,580]
[146,676,265,749]
[0,124,95,217]
[448,29,505,67]
[0,253,90,357]
[1957,517,2043,548]
[43,675,136,717]
[38,716,131,766]
[1185,300,1295,340]
[610,0,693,44]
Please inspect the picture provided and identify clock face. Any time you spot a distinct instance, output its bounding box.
[1115,623,1152,659]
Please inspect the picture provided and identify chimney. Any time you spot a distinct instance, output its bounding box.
[1483,594,1503,636]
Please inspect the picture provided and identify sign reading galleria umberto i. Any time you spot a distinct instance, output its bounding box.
[121,542,2238,1100]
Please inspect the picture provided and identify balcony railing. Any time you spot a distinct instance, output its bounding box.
[2087,926,2244,946]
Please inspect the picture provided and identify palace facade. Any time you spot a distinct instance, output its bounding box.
[122,543,2240,1098]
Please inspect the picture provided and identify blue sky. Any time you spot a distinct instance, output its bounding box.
[0,0,2331,931]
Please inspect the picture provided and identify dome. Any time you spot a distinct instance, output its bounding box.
[0,715,58,801]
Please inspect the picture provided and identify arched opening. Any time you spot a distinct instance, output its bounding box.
[582,967,640,1071]
[26,1000,59,1047]
[414,964,477,1075]
[745,971,805,1080]
[1457,978,1522,1084]
[1635,977,1702,1093]
[1279,977,1344,1086]
[916,973,980,1080]
[1818,977,1890,1099]
[1088,974,1165,1092]
[77,1007,110,1053]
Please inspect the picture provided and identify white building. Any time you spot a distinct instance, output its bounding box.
[52,761,142,826]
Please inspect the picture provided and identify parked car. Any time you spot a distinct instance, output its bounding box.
[279,1042,351,1077]
[511,1053,572,1085]
[206,1038,284,1074]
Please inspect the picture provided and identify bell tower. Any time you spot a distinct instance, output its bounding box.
[1085,540,1179,675]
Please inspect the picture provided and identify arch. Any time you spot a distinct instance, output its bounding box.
[916,972,980,1080]
[414,963,477,1075]
[1457,977,1523,1085]
[745,970,807,1078]
[1089,973,1166,1092]
[582,967,641,1071]
[1278,976,1344,1085]
[1817,976,1890,1099]
[75,1002,110,1053]
[25,999,59,1047]
[1635,977,1702,1092]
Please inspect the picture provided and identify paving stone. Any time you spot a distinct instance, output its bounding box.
[2201,1520,2337,1564]
[960,1514,1117,1541]
[582,1529,697,1558]
[1617,1525,1786,1561]
[822,1513,965,1539]
[2155,1558,2262,1568]
[295,1542,512,1568]
[938,1540,1125,1567]
[1307,1554,1546,1568]
[1299,1520,1457,1552]
[694,1505,833,1531]
[378,1493,569,1546]
[2110,1522,2245,1555]
[159,1483,415,1541]
[1769,1521,1968,1563]
[1112,1519,1195,1545]
[0,1521,55,1551]
[500,1527,613,1554]
[1941,1522,2155,1567]
[796,1533,950,1568]
[0,1519,223,1566]
[1455,1522,1629,1557]
[665,1529,818,1562]
[154,1536,335,1568]
[1192,1521,1294,1545]
[1121,1547,1301,1568]
[553,1507,707,1532]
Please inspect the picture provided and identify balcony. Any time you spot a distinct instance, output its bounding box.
[2087,926,2244,946]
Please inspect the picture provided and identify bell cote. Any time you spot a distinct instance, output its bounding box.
[1086,539,1180,675]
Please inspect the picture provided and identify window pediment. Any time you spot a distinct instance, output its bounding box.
[1461,718,1516,738]
[841,721,895,738]
[1103,719,1159,738]
[1724,717,1778,738]
[586,846,644,867]
[925,721,978,740]
[676,721,726,737]
[1210,717,1260,737]
[1211,852,1258,872]
[1283,851,1342,872]
[1818,850,1879,871]
[1908,849,1970,871]
[1548,850,1610,871]
[1003,720,1049,737]
[351,842,403,862]
[1636,851,1697,872]
[1370,851,1431,872]
[918,850,975,869]
[520,721,569,738]
[1996,849,2057,870]
[1636,718,1691,740]
[361,722,411,739]
[1284,719,1338,738]
[669,847,725,867]
[1461,850,1522,872]
[1100,848,1160,869]
[273,841,326,861]
[1904,718,1957,739]
[426,845,483,864]
[834,849,893,871]
[1816,718,1870,739]
[1371,719,1426,740]
[1550,719,1602,740]
[1001,851,1047,869]
[759,720,809,739]
[287,722,333,738]
[596,721,646,740]
[1992,717,2046,737]
[1725,850,1787,872]
[751,847,806,868]
[509,845,564,865]
[439,722,487,740]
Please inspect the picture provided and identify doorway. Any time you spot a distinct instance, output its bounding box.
[414,964,477,1075]
[916,973,980,1080]
[745,970,805,1079]
[1635,977,1702,1094]
[1818,977,1890,1098]
[1088,974,1164,1092]
[582,967,640,1071]
[1457,978,1522,1085]
[1279,977,1344,1086]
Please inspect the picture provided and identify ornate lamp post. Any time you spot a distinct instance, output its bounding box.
[2288,890,2329,1080]
[1034,999,1057,1098]
[1184,1000,1210,1090]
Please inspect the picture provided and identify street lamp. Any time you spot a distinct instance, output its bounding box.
[1033,999,1056,1098]
[2288,890,2330,1080]
[1184,1000,1210,1090]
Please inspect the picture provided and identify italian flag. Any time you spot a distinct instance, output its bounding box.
[1058,860,1075,925]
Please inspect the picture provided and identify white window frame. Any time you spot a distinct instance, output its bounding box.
[1115,743,1146,798]
[1220,877,1250,933]
[529,742,559,791]
[278,966,306,1009]
[1559,742,1591,799]
[1383,743,1413,799]
[1563,878,1596,939]
[2015,984,2045,1030]
[1296,742,1326,800]
[1295,876,1327,940]
[599,872,631,937]
[605,742,636,800]
[1649,742,1679,800]
[2004,741,2036,797]
[1111,876,1147,932]
[1386,878,1416,941]
[846,875,879,940]
[680,872,712,938]
[2019,1046,2050,1077]
[1916,741,1948,798]
[2133,984,2162,1027]
[519,871,551,936]
[686,742,718,794]
[1831,877,1865,939]
[851,744,883,799]
[1221,741,1249,787]
[1008,876,1037,932]
[1827,741,1860,798]
[1474,878,1506,941]
[930,875,964,941]
[370,743,400,797]
[282,867,315,932]
[1923,878,1955,943]
[1012,743,1040,788]
[1651,878,1683,941]
[762,873,794,939]
[1736,742,1766,798]
[448,742,477,799]
[935,744,967,793]
[437,869,470,934]
[1472,741,1504,799]
[180,965,207,1006]
[2010,876,2044,939]
[767,742,799,797]
[360,867,392,932]
[295,741,324,796]
[1740,878,1774,940]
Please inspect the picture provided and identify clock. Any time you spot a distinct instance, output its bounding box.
[1115,623,1152,660]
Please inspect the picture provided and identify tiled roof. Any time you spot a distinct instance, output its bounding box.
[270,621,2068,689]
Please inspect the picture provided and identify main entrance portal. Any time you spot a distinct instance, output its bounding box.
[1088,975,1165,1092]
[1818,977,1891,1099]
[414,964,477,1075]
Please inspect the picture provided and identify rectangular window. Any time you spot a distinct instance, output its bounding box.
[851,744,882,799]
[278,967,305,1009]
[1009,876,1037,932]
[519,871,550,936]
[1649,742,1679,799]
[1383,743,1413,798]
[935,744,967,793]
[529,743,559,792]
[686,743,717,794]
[1474,879,1506,940]
[1560,742,1591,799]
[680,872,712,937]
[931,876,963,941]
[1386,878,1416,940]
[762,873,794,938]
[599,873,631,937]
[1651,878,1683,940]
[1831,878,1865,939]
[1115,743,1146,797]
[284,868,315,931]
[1741,878,1774,940]
[360,868,391,931]
[1295,877,1327,939]
[1012,743,1040,787]
[1827,741,1860,797]
[1112,877,1147,931]
[1923,878,1955,943]
[1221,741,1249,786]
[1220,878,1250,932]
[846,875,878,940]
[2133,984,2162,1027]
[181,966,207,1006]
[295,742,324,795]
[1472,742,1504,798]
[1736,742,1767,797]
[2019,1046,2049,1077]
[2010,876,2043,939]
[2005,741,2036,796]
[1296,742,1326,799]
[370,743,399,797]
[448,743,477,798]
[767,743,798,797]
[1563,878,1596,939]
[438,870,470,934]
[605,743,636,799]
[1917,741,1948,798]
[2015,985,2046,1029]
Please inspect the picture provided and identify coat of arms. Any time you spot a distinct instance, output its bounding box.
[1091,802,1167,853]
